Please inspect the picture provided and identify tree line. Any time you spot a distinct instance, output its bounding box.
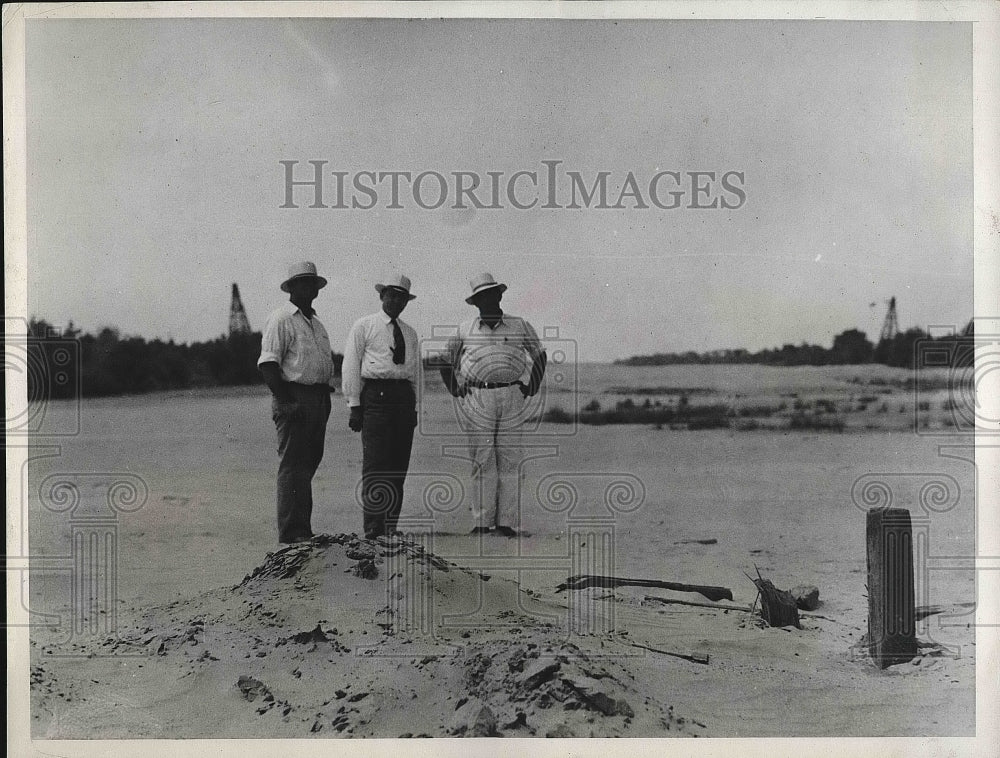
[26,319,343,399]
[26,318,971,400]
[614,327,975,369]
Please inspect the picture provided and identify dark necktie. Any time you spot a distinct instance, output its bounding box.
[390,318,405,365]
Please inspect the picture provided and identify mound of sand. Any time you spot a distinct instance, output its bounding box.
[30,534,705,738]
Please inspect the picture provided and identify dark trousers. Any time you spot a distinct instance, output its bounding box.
[273,384,331,542]
[360,380,417,538]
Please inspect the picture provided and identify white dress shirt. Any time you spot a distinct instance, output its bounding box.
[446,314,544,384]
[257,301,335,385]
[342,311,419,406]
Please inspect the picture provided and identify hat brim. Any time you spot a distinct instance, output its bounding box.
[465,282,507,304]
[375,284,416,300]
[281,274,327,293]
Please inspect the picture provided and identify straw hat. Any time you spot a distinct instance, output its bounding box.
[280,261,328,293]
[465,272,507,304]
[374,274,416,300]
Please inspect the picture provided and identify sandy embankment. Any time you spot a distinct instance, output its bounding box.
[30,527,973,739]
[30,533,705,738]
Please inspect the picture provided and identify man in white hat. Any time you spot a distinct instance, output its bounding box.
[342,275,420,539]
[440,273,547,537]
[258,262,336,544]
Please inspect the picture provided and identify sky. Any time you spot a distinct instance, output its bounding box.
[25,18,973,362]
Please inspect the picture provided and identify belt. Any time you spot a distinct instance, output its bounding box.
[468,380,521,390]
[290,382,331,390]
[365,378,411,385]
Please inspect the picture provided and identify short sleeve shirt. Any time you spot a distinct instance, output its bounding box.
[257,302,335,385]
[446,314,543,384]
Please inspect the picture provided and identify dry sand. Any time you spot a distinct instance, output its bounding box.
[25,365,977,738]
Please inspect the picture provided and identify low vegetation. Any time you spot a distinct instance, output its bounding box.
[541,394,852,432]
[543,401,731,429]
[602,385,718,396]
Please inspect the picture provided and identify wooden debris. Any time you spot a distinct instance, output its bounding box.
[556,574,733,602]
[674,538,718,545]
[643,595,752,613]
[620,637,710,665]
[866,508,916,668]
[644,594,844,626]
[747,568,801,629]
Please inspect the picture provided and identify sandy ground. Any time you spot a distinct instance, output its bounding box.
[24,365,977,738]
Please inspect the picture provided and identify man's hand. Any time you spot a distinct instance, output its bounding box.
[261,362,300,413]
[439,366,467,398]
[348,406,363,432]
[519,351,547,398]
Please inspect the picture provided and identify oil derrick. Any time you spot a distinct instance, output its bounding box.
[879,296,899,342]
[228,283,252,336]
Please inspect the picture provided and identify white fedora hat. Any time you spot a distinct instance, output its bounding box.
[465,272,507,304]
[280,261,328,293]
[375,274,416,300]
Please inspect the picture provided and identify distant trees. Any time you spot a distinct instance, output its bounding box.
[872,328,927,369]
[25,318,343,399]
[24,313,973,402]
[616,339,839,367]
[754,342,831,367]
[831,329,874,365]
[616,327,970,369]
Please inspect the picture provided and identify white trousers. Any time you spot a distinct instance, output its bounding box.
[458,385,527,528]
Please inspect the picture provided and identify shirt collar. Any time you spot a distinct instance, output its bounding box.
[282,301,316,318]
[287,301,317,319]
[478,314,505,330]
